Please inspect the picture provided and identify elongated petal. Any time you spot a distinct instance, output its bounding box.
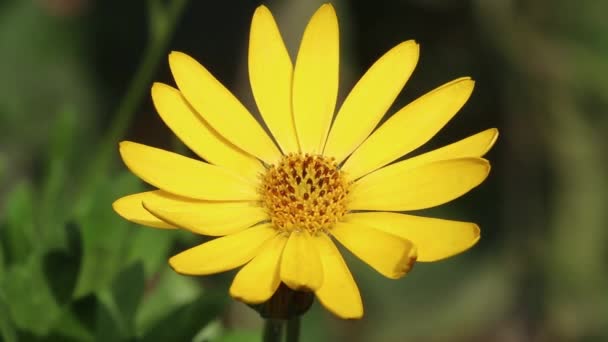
[343,78,475,180]
[331,222,417,279]
[313,233,363,319]
[143,200,267,236]
[348,127,497,192]
[168,52,281,164]
[292,4,339,154]
[151,83,264,182]
[400,128,498,170]
[249,5,298,154]
[324,41,419,163]
[169,224,276,275]
[349,157,490,211]
[119,141,259,201]
[112,191,178,229]
[344,212,480,262]
[280,230,323,291]
[230,234,287,304]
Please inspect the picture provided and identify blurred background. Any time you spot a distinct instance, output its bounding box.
[1,0,607,341]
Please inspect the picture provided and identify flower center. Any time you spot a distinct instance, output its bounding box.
[261,153,349,234]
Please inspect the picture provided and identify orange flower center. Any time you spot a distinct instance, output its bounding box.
[261,153,349,234]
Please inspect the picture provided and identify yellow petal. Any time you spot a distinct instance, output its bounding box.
[169,224,276,275]
[230,234,287,304]
[112,191,178,229]
[343,77,475,180]
[249,5,298,154]
[119,141,259,201]
[331,222,417,279]
[168,51,281,164]
[143,200,267,236]
[313,233,363,319]
[400,128,499,170]
[344,212,480,262]
[292,4,339,154]
[349,157,490,211]
[324,40,419,164]
[280,230,323,291]
[151,83,264,182]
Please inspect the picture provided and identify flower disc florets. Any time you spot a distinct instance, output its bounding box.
[261,153,349,234]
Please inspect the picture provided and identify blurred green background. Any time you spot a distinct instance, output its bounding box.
[1,0,607,341]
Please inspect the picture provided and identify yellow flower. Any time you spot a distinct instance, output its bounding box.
[113,4,497,319]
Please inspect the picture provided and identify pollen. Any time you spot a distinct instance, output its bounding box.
[261,153,349,234]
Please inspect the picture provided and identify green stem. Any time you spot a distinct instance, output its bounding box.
[263,319,284,342]
[75,0,189,215]
[285,317,300,342]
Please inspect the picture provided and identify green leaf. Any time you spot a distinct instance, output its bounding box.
[88,263,146,341]
[0,290,17,342]
[0,223,7,279]
[43,307,94,342]
[125,227,173,277]
[1,181,38,264]
[83,262,145,341]
[135,270,200,334]
[215,331,260,342]
[1,256,62,335]
[38,108,81,248]
[0,153,5,183]
[94,298,125,342]
[70,294,99,335]
[140,293,227,342]
[42,222,82,305]
[75,171,143,295]
[111,262,145,335]
[47,107,77,164]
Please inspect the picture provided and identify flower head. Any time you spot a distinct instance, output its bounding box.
[113,4,497,319]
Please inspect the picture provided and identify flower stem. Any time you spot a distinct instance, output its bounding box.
[75,0,189,215]
[262,319,284,342]
[286,316,301,342]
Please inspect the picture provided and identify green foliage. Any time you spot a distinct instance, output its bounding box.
[43,223,82,306]
[215,331,260,342]
[0,169,232,341]
[140,294,227,341]
[1,182,38,264]
[0,108,231,341]
[0,291,17,342]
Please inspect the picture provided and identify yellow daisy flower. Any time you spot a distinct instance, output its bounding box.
[113,4,497,319]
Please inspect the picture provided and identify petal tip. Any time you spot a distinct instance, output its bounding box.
[480,158,491,173]
[489,127,499,142]
[401,39,419,48]
[391,243,417,279]
[168,50,184,58]
[330,305,364,320]
[111,198,123,214]
[253,4,271,15]
[320,3,335,10]
[472,223,481,237]
[394,40,420,59]
[168,51,179,62]
[461,77,475,87]
[316,3,337,19]
[118,140,134,152]
[348,308,364,320]
[168,51,193,70]
[151,82,169,93]
[469,224,481,244]
[168,256,190,275]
